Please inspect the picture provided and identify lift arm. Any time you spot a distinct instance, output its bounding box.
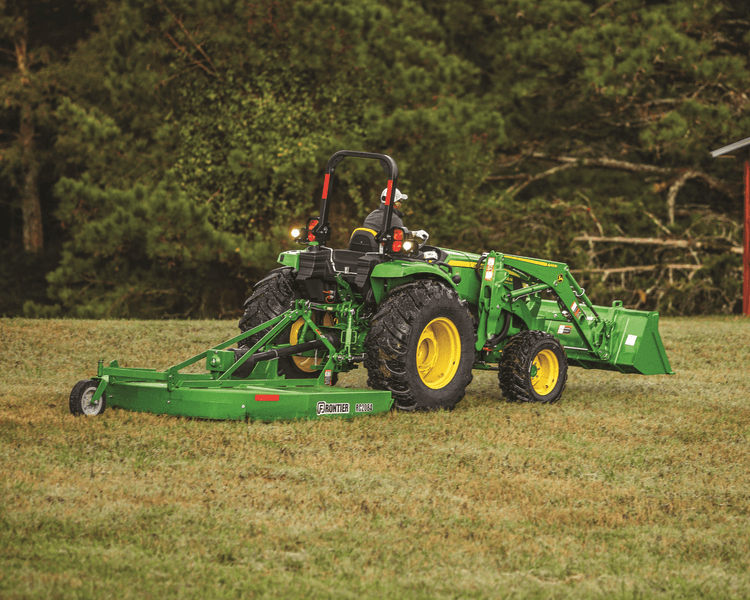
[477,252,613,360]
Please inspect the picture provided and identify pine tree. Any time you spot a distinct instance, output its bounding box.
[427,0,750,313]
[0,0,93,253]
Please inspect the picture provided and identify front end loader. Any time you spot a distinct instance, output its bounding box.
[70,151,673,419]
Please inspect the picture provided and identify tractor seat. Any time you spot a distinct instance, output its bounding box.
[348,228,379,253]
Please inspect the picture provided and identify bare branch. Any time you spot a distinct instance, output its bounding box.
[531,153,675,175]
[490,155,737,224]
[666,170,735,224]
[576,191,604,236]
[643,209,672,236]
[574,234,743,255]
[687,171,735,196]
[572,264,701,275]
[590,0,618,18]
[666,171,696,225]
[159,1,219,77]
[205,189,222,204]
[164,32,214,77]
[507,162,576,197]
[156,64,203,88]
[484,174,527,181]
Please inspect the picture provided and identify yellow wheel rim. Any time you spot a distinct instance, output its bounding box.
[416,317,461,389]
[290,314,335,372]
[531,349,559,396]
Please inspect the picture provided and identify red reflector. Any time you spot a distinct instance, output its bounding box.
[255,394,280,402]
[307,219,319,242]
[393,229,404,241]
[384,179,393,205]
[322,174,330,199]
[392,241,403,252]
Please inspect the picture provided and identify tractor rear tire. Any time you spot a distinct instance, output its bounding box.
[499,330,567,403]
[238,268,334,381]
[69,379,106,416]
[239,267,297,348]
[364,280,476,411]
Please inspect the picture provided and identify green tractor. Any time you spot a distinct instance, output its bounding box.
[235,150,672,411]
[69,150,672,420]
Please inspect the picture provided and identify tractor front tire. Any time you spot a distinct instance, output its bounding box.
[499,330,567,403]
[364,280,476,411]
[238,268,333,381]
[69,379,106,416]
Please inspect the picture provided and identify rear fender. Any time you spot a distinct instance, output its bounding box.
[370,261,456,304]
[277,251,302,270]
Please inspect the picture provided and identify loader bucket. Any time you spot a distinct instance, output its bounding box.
[601,307,673,374]
[550,303,674,375]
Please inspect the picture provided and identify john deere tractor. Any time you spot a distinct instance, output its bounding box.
[70,150,671,420]
[236,150,673,412]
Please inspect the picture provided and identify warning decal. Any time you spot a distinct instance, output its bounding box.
[484,256,496,281]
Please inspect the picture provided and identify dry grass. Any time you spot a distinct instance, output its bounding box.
[1,317,749,599]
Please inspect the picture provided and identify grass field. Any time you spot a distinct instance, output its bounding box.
[1,317,749,599]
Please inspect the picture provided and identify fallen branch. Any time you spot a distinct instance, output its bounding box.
[574,234,743,255]
[571,264,701,275]
[506,162,576,197]
[530,153,673,175]
[489,154,735,206]
[666,171,697,225]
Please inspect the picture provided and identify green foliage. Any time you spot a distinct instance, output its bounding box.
[29,174,253,318]
[170,0,503,249]
[1,0,749,316]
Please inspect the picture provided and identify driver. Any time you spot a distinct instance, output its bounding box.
[363,187,407,231]
[363,188,429,243]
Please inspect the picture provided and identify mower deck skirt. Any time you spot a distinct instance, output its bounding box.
[106,380,393,421]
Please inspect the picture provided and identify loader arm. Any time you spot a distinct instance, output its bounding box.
[476,251,673,375]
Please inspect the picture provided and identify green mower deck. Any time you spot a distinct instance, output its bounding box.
[95,377,392,421]
[70,307,394,421]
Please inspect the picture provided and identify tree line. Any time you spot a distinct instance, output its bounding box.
[1,0,748,318]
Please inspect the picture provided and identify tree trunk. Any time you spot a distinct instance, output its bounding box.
[16,37,44,254]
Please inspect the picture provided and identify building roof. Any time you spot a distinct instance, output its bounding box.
[711,137,750,158]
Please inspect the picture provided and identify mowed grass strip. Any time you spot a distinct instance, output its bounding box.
[0,317,749,599]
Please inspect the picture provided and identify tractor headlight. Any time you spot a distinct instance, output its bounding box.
[403,240,414,252]
[291,228,301,239]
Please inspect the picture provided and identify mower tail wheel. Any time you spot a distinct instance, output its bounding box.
[69,379,106,416]
[499,330,567,403]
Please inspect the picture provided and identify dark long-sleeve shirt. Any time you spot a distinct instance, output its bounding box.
[362,204,406,233]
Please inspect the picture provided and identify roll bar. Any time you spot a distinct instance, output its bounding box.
[311,150,400,246]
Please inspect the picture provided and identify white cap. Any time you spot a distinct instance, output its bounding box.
[380,188,407,203]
